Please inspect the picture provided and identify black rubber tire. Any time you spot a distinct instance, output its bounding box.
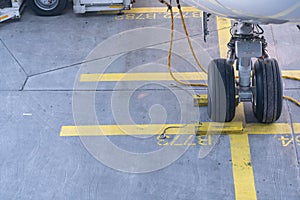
[28,0,68,16]
[252,58,283,123]
[208,59,236,122]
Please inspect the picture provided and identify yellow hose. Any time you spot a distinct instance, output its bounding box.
[177,2,208,74]
[283,96,300,106]
[282,75,300,81]
[158,0,208,87]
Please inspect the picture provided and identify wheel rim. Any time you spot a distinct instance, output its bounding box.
[34,0,59,11]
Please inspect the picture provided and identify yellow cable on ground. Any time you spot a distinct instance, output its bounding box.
[281,76,300,106]
[283,96,300,106]
[158,0,208,87]
[282,75,300,81]
[176,0,208,74]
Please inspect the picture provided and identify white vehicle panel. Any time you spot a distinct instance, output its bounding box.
[80,0,124,4]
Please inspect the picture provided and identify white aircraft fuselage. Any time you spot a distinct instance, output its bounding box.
[183,0,300,24]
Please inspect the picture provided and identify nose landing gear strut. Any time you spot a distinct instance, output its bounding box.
[208,22,283,123]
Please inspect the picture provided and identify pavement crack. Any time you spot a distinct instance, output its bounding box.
[28,34,203,78]
[26,31,211,79]
[286,101,300,178]
[28,62,84,78]
[0,38,28,77]
[20,76,29,91]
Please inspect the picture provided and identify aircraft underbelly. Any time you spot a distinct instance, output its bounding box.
[183,0,300,23]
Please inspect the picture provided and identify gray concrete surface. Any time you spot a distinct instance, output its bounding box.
[0,0,300,199]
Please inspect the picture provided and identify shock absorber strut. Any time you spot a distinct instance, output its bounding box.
[227,22,265,102]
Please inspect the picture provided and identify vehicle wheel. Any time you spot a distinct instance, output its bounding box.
[208,59,236,122]
[28,0,68,16]
[252,58,282,123]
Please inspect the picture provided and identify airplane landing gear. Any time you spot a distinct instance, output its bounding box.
[208,22,283,123]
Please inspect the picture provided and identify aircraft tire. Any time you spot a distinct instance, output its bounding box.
[208,58,236,122]
[252,58,282,123]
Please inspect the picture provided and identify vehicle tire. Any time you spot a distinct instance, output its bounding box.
[28,0,68,16]
[208,58,236,122]
[252,58,282,123]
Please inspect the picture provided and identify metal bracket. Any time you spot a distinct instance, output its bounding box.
[235,40,262,58]
[202,12,211,42]
[238,87,253,102]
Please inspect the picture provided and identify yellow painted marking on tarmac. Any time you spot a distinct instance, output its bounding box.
[217,16,257,200]
[230,134,257,200]
[245,123,292,134]
[80,70,300,82]
[170,135,183,146]
[124,7,201,14]
[60,123,299,136]
[80,72,207,82]
[60,124,196,136]
[293,123,300,133]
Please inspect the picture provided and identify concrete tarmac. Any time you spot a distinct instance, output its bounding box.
[0,1,300,199]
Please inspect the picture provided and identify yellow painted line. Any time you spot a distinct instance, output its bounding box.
[217,16,257,200]
[230,134,257,200]
[245,123,292,134]
[293,123,300,133]
[124,7,201,14]
[60,123,299,136]
[79,70,299,82]
[60,124,195,136]
[80,72,207,82]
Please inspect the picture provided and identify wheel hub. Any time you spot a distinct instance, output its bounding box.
[34,0,59,11]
